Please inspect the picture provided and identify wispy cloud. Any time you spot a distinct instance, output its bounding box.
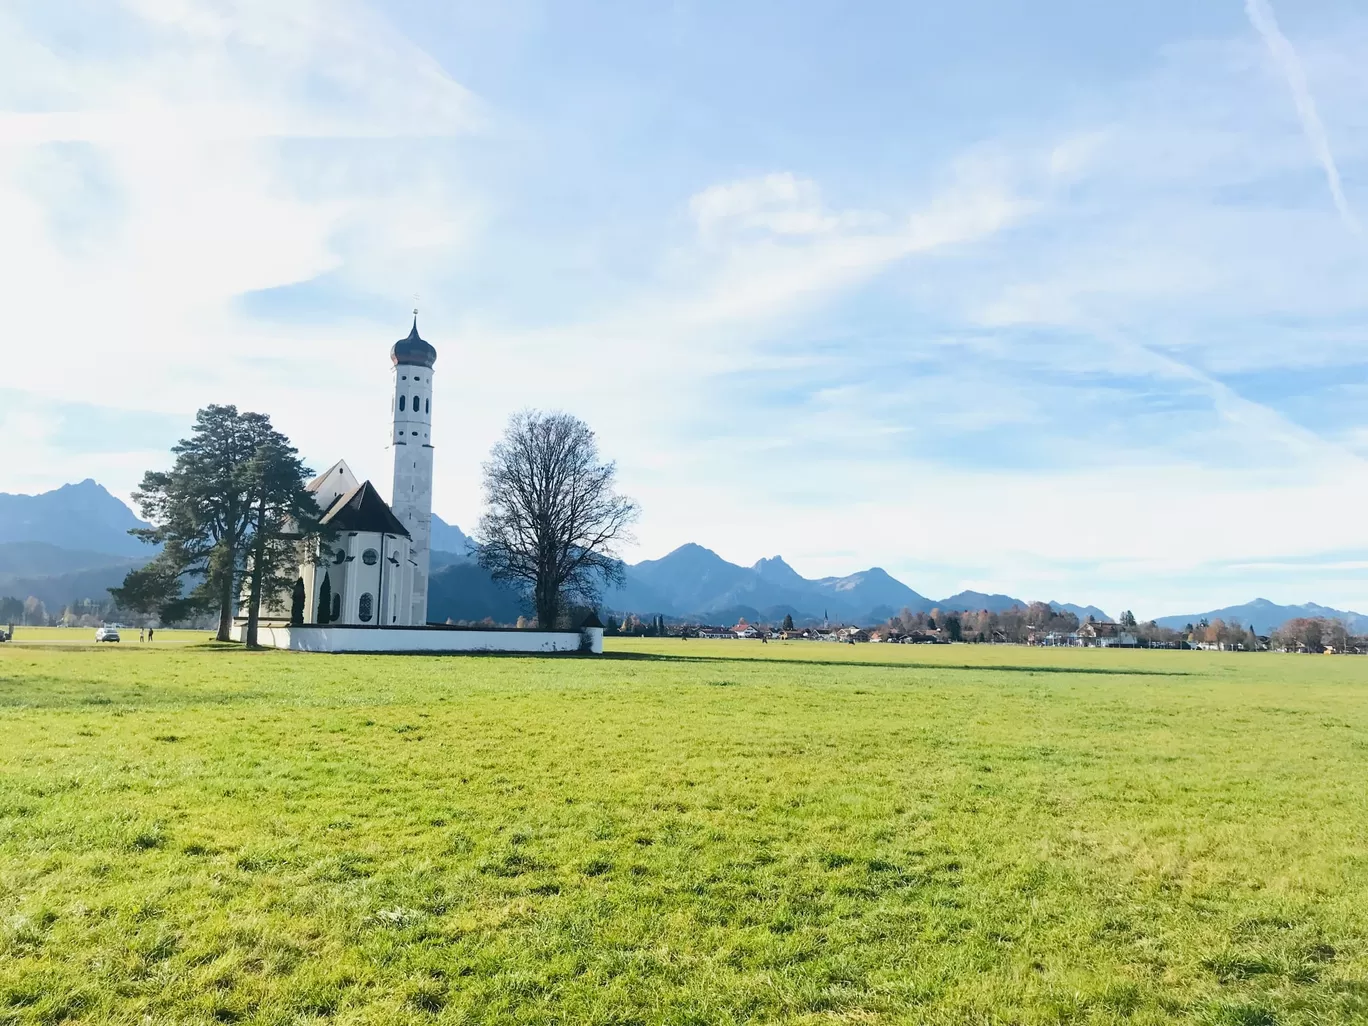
[1244,0,1360,234]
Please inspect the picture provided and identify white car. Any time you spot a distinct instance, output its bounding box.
[94,626,121,643]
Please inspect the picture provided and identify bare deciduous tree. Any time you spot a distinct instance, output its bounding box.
[477,411,639,628]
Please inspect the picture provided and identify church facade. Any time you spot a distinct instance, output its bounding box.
[242,318,437,629]
[234,315,604,654]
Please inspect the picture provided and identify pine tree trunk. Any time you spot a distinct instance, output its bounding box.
[215,541,235,643]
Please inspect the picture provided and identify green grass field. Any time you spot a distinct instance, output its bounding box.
[2,639,1366,1024]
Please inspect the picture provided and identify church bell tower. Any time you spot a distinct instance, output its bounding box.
[389,312,437,625]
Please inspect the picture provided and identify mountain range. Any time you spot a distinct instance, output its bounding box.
[1154,600,1368,636]
[426,540,1111,626]
[0,480,479,613]
[0,480,150,557]
[1,481,1362,634]
[584,542,1109,625]
[0,481,154,609]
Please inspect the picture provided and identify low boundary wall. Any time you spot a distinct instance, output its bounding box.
[229,624,604,655]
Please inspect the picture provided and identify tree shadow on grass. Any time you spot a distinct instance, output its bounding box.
[596,651,1192,677]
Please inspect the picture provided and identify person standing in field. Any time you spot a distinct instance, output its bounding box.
[140,628,145,642]
[147,627,154,642]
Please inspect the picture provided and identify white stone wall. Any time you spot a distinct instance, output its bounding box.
[238,625,605,655]
[390,362,434,626]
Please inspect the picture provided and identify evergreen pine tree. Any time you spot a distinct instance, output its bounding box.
[241,436,324,648]
[290,577,306,625]
[318,572,333,625]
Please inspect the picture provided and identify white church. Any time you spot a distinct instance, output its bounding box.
[234,317,602,655]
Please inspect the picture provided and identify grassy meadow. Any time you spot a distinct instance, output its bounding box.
[3,627,211,647]
[1,638,1366,1024]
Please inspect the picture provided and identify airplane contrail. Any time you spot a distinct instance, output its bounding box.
[1244,0,1360,234]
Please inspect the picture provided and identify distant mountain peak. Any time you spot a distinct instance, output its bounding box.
[0,480,149,558]
[671,542,720,557]
[752,554,800,574]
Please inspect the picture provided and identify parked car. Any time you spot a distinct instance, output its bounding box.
[94,626,121,643]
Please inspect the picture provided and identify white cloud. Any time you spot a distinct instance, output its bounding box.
[689,173,871,237]
[0,0,486,496]
[1244,0,1360,233]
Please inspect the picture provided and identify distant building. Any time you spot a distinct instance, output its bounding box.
[1077,619,1137,647]
[696,625,737,639]
[1030,629,1080,647]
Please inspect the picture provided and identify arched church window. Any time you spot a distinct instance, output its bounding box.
[331,593,342,621]
[425,398,430,414]
[358,593,373,622]
[362,548,378,566]
[398,395,406,412]
[412,393,420,411]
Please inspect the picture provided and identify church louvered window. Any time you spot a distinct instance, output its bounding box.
[358,593,373,622]
[398,395,406,412]
[413,394,420,411]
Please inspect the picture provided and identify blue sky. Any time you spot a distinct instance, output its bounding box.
[1,0,1366,619]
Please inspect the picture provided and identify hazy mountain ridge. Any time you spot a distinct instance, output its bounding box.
[0,541,145,577]
[430,515,472,556]
[1050,601,1112,622]
[0,480,150,557]
[0,561,147,612]
[1154,599,1368,635]
[4,482,1358,634]
[603,545,1112,626]
[0,483,156,610]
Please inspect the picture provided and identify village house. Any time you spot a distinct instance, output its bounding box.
[1077,618,1137,648]
[1029,628,1080,646]
[695,625,737,639]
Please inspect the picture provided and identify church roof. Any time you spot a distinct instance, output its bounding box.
[391,316,437,369]
[320,480,411,538]
[307,459,350,493]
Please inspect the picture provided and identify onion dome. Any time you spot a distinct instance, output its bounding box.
[390,315,437,368]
